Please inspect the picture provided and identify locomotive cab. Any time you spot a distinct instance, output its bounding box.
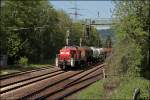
[55,46,81,69]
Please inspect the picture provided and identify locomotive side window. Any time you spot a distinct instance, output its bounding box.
[70,50,74,58]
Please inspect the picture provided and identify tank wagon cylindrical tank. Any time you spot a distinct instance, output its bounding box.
[97,48,105,62]
[90,47,106,63]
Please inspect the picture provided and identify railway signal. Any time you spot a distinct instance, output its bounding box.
[80,38,82,47]
[66,30,70,46]
[80,18,94,46]
[86,24,90,38]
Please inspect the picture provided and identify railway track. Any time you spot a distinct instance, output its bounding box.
[0,66,59,87]
[0,65,56,80]
[0,63,105,100]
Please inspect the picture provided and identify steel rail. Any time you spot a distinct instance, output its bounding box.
[24,64,105,99]
[0,65,55,80]
[0,70,64,94]
[0,67,60,87]
[0,63,105,100]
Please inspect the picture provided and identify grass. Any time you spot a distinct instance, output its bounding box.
[110,77,150,99]
[71,80,105,99]
[72,76,150,99]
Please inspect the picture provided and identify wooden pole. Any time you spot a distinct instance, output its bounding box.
[102,67,106,79]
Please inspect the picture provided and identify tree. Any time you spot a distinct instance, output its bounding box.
[0,0,63,63]
[105,35,112,48]
[109,0,149,78]
[1,0,102,65]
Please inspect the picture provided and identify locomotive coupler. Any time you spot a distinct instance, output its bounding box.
[63,59,67,66]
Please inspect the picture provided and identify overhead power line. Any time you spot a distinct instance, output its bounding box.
[68,1,83,21]
[6,25,50,31]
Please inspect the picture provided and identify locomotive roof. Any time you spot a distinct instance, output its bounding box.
[61,46,79,50]
[61,46,101,51]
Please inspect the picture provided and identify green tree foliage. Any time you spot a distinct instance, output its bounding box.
[81,25,101,47]
[88,27,101,47]
[7,32,21,57]
[1,0,101,64]
[0,0,69,63]
[1,0,57,62]
[105,35,112,48]
[108,1,149,78]
[18,56,28,66]
[70,22,83,46]
[108,40,142,76]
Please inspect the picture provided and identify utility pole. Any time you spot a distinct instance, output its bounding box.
[69,1,83,21]
[66,30,70,46]
[82,18,92,46]
[79,38,82,47]
[98,11,100,18]
[85,19,92,39]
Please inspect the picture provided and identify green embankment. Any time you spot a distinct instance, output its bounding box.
[76,80,105,99]
[74,77,149,99]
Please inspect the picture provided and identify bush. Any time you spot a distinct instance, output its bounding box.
[18,57,28,66]
[106,39,142,76]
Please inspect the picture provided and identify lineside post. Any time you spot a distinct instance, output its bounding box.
[133,88,140,100]
[102,67,106,79]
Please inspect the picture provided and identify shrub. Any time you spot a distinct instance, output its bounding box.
[106,39,142,77]
[18,56,28,66]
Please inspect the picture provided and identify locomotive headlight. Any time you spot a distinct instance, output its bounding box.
[66,52,70,55]
[60,52,65,54]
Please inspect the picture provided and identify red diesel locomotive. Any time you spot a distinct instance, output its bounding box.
[55,46,80,69]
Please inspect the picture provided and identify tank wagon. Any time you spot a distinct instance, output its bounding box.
[55,46,108,69]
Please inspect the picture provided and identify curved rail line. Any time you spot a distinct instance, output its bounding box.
[27,64,104,99]
[0,63,105,100]
[47,71,103,99]
[0,70,64,94]
[0,67,60,87]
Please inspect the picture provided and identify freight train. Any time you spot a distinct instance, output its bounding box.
[55,46,111,69]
